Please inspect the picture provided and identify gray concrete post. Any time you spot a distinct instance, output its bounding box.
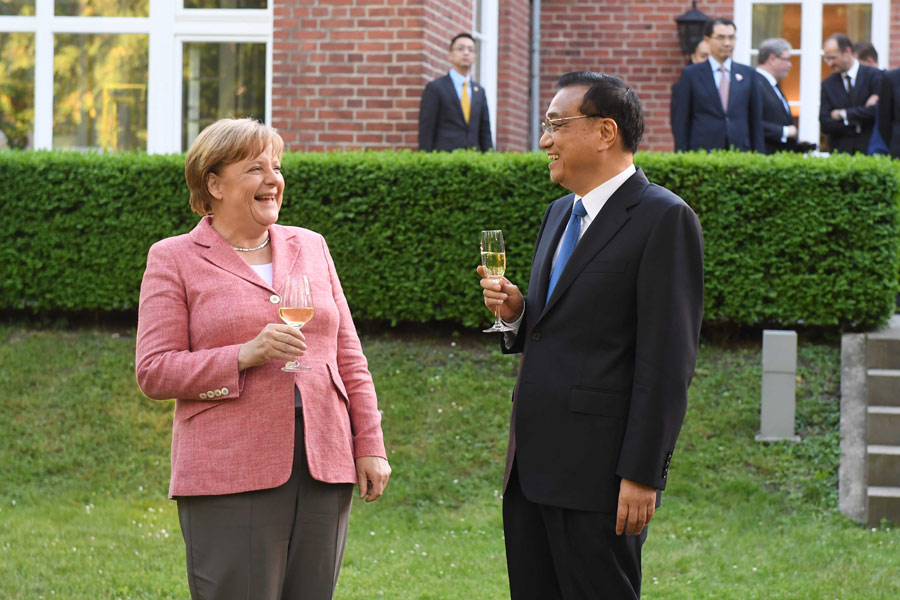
[839,333,868,523]
[756,330,801,442]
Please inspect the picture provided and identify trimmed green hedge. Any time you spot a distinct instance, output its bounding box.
[1,149,897,330]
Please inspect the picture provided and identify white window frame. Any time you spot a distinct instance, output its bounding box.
[734,0,889,147]
[472,0,498,148]
[0,0,272,153]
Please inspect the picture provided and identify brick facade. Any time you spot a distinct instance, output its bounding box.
[272,0,473,151]
[538,0,733,152]
[496,0,533,151]
[273,0,898,154]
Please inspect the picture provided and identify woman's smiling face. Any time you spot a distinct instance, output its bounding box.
[208,145,284,231]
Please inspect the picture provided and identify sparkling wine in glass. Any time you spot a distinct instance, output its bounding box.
[481,230,514,333]
[280,275,314,372]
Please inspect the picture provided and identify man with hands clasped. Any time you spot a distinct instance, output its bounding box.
[478,72,704,599]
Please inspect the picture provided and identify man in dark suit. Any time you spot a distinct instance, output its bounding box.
[671,17,765,152]
[878,66,900,158]
[478,72,704,599]
[820,33,883,154]
[417,33,492,152]
[754,38,815,154]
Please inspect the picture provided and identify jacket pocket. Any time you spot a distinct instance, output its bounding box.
[326,363,350,407]
[174,398,226,421]
[568,388,629,419]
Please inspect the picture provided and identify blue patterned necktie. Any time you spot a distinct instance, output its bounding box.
[546,199,586,302]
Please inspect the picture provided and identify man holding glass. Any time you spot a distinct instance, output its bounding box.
[478,72,704,599]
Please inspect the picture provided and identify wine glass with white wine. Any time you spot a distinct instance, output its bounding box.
[280,274,314,371]
[481,229,514,333]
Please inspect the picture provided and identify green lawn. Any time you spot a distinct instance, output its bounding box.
[0,325,897,599]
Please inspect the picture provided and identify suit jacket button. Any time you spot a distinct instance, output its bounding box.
[270,294,280,303]
[531,331,541,341]
[213,389,223,397]
[207,390,215,398]
[222,387,229,395]
[199,392,207,400]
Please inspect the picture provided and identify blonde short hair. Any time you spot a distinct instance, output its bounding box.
[184,118,285,216]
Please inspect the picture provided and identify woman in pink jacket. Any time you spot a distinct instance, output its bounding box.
[136,118,390,600]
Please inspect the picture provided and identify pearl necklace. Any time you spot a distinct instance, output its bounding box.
[232,234,270,252]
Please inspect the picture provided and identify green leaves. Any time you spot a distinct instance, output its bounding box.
[1,148,897,330]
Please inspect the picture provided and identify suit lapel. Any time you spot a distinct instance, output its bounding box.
[190,216,277,293]
[699,64,723,115]
[270,225,302,296]
[531,194,575,314]
[540,170,648,318]
[440,74,467,126]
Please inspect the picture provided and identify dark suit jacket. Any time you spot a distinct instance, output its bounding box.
[418,74,492,152]
[671,60,765,152]
[820,65,883,154]
[878,67,900,158]
[756,72,801,154]
[501,168,704,513]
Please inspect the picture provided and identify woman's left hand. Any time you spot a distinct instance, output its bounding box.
[355,456,391,502]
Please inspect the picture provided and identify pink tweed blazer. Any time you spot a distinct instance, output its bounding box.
[136,217,386,498]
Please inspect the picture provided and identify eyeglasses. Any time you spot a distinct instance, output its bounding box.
[540,114,598,134]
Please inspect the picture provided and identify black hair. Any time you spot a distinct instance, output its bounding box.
[703,17,736,37]
[826,33,853,53]
[852,40,877,62]
[556,71,644,154]
[450,33,475,50]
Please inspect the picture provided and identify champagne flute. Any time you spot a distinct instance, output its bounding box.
[481,230,515,333]
[280,275,314,372]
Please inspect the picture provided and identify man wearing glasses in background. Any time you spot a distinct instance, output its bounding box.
[417,33,493,152]
[820,33,882,154]
[755,38,816,154]
[671,17,765,152]
[478,72,703,599]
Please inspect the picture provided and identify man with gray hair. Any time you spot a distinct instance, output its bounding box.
[755,38,814,153]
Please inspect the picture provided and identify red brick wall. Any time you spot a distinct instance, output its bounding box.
[496,0,532,151]
[538,0,734,152]
[272,0,472,151]
[891,2,900,69]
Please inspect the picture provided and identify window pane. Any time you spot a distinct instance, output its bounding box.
[823,4,873,49]
[751,4,801,48]
[183,0,266,8]
[0,32,35,149]
[55,0,148,17]
[182,42,266,151]
[0,0,35,16]
[53,34,149,151]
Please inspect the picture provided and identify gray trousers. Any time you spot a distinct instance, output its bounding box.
[176,410,353,600]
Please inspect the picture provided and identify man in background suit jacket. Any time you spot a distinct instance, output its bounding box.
[418,33,492,152]
[671,17,765,152]
[878,66,900,158]
[820,33,883,154]
[755,38,815,154]
[479,72,704,599]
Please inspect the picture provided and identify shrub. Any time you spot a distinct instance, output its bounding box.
[0,149,897,330]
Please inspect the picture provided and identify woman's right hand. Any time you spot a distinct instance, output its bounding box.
[238,323,306,371]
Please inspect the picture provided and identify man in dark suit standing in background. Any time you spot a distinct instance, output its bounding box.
[671,17,765,152]
[754,38,815,154]
[417,33,492,152]
[478,72,704,600]
[820,33,883,154]
[878,66,900,158]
